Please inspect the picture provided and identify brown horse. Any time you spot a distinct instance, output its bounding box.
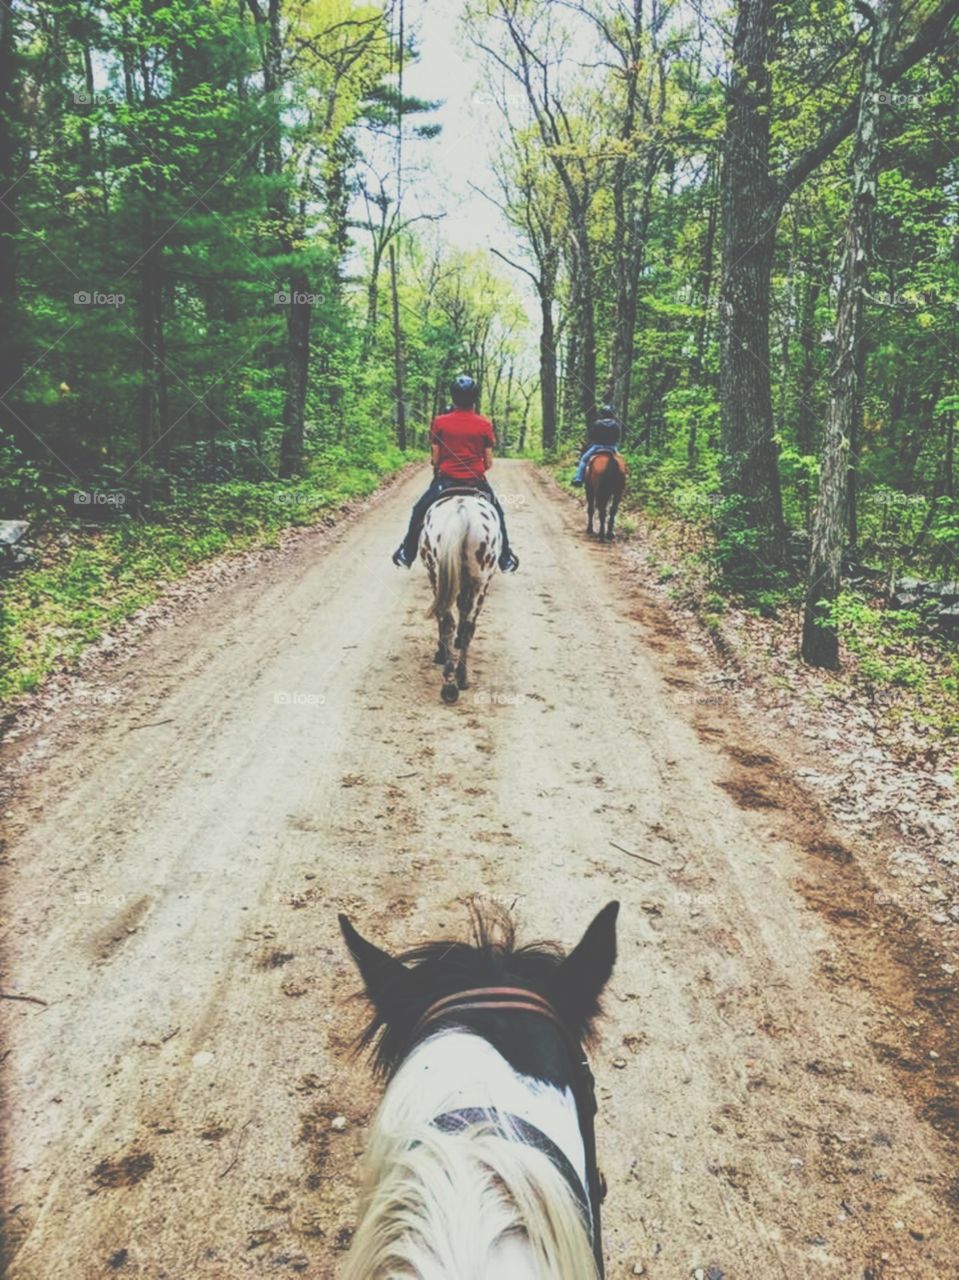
[585,452,627,541]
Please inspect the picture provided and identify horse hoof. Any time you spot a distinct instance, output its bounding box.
[433,648,445,665]
[441,684,459,704]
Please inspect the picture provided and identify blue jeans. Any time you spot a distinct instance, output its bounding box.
[573,444,618,484]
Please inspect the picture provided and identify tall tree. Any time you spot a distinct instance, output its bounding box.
[717,0,787,567]
[802,0,899,668]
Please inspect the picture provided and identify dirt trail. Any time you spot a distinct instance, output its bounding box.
[2,460,956,1279]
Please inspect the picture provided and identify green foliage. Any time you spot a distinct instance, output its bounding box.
[0,449,407,702]
[816,591,947,701]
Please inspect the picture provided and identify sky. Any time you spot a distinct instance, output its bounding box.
[401,0,515,254]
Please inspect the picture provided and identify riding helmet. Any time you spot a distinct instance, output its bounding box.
[450,374,479,408]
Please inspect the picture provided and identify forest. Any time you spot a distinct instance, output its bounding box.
[4,5,959,1275]
[1,0,958,696]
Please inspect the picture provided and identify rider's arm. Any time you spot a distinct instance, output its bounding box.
[431,442,441,468]
[484,447,493,470]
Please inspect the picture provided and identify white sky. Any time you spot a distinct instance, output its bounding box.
[402,0,515,253]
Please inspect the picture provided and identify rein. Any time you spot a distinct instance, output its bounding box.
[409,986,607,1277]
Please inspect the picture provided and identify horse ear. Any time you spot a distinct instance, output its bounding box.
[558,901,619,1015]
[339,914,413,1008]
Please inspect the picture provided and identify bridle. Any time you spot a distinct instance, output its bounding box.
[409,986,607,1277]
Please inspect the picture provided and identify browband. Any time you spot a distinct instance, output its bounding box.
[409,986,573,1049]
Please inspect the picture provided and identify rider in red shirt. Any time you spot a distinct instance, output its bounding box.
[392,375,519,571]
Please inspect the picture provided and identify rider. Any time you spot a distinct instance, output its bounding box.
[392,375,519,572]
[571,404,623,486]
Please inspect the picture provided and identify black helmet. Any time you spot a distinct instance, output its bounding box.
[450,374,478,408]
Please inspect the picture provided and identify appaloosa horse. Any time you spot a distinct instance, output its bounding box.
[420,491,500,704]
[585,452,627,542]
[339,900,619,1279]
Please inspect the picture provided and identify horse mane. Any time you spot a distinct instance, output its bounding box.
[341,1102,599,1280]
[351,901,598,1080]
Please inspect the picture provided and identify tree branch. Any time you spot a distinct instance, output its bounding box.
[489,245,541,290]
[776,0,959,207]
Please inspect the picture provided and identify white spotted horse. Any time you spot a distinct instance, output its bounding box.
[339,900,619,1280]
[420,490,500,704]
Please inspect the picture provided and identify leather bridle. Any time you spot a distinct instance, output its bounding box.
[409,986,607,1277]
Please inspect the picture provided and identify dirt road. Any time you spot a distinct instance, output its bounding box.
[2,460,957,1279]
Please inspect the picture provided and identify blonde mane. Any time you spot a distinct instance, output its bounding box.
[341,1113,598,1280]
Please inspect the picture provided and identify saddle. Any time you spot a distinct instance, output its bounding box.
[429,484,496,509]
[587,446,619,459]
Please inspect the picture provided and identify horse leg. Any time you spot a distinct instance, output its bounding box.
[439,606,459,703]
[456,617,475,689]
[607,492,621,541]
[598,497,608,542]
[459,573,491,690]
[586,488,595,536]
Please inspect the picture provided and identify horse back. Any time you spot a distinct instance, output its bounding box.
[586,452,627,496]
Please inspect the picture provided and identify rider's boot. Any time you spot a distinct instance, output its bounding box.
[392,542,415,568]
[499,548,519,573]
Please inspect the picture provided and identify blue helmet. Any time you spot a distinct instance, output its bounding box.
[450,375,479,408]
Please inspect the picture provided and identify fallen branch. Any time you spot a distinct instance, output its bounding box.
[219,1116,255,1179]
[610,841,664,868]
[0,991,48,1006]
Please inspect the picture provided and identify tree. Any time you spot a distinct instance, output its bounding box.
[802,0,899,667]
[717,0,787,568]
[718,0,959,567]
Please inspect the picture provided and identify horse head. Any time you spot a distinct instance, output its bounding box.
[339,901,619,1278]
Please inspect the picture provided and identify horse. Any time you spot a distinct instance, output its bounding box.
[338,900,619,1279]
[584,452,627,542]
[420,490,500,704]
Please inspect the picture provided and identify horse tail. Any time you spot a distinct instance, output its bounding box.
[428,503,466,619]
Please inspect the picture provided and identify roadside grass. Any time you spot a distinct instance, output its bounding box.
[546,451,959,760]
[0,446,409,705]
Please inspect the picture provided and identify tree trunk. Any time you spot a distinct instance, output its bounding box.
[572,221,598,429]
[540,292,557,451]
[718,0,786,568]
[802,0,897,668]
[388,241,406,451]
[689,159,719,463]
[0,0,27,455]
[279,268,310,476]
[795,266,823,526]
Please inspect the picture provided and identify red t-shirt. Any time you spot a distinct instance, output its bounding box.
[430,409,495,481]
